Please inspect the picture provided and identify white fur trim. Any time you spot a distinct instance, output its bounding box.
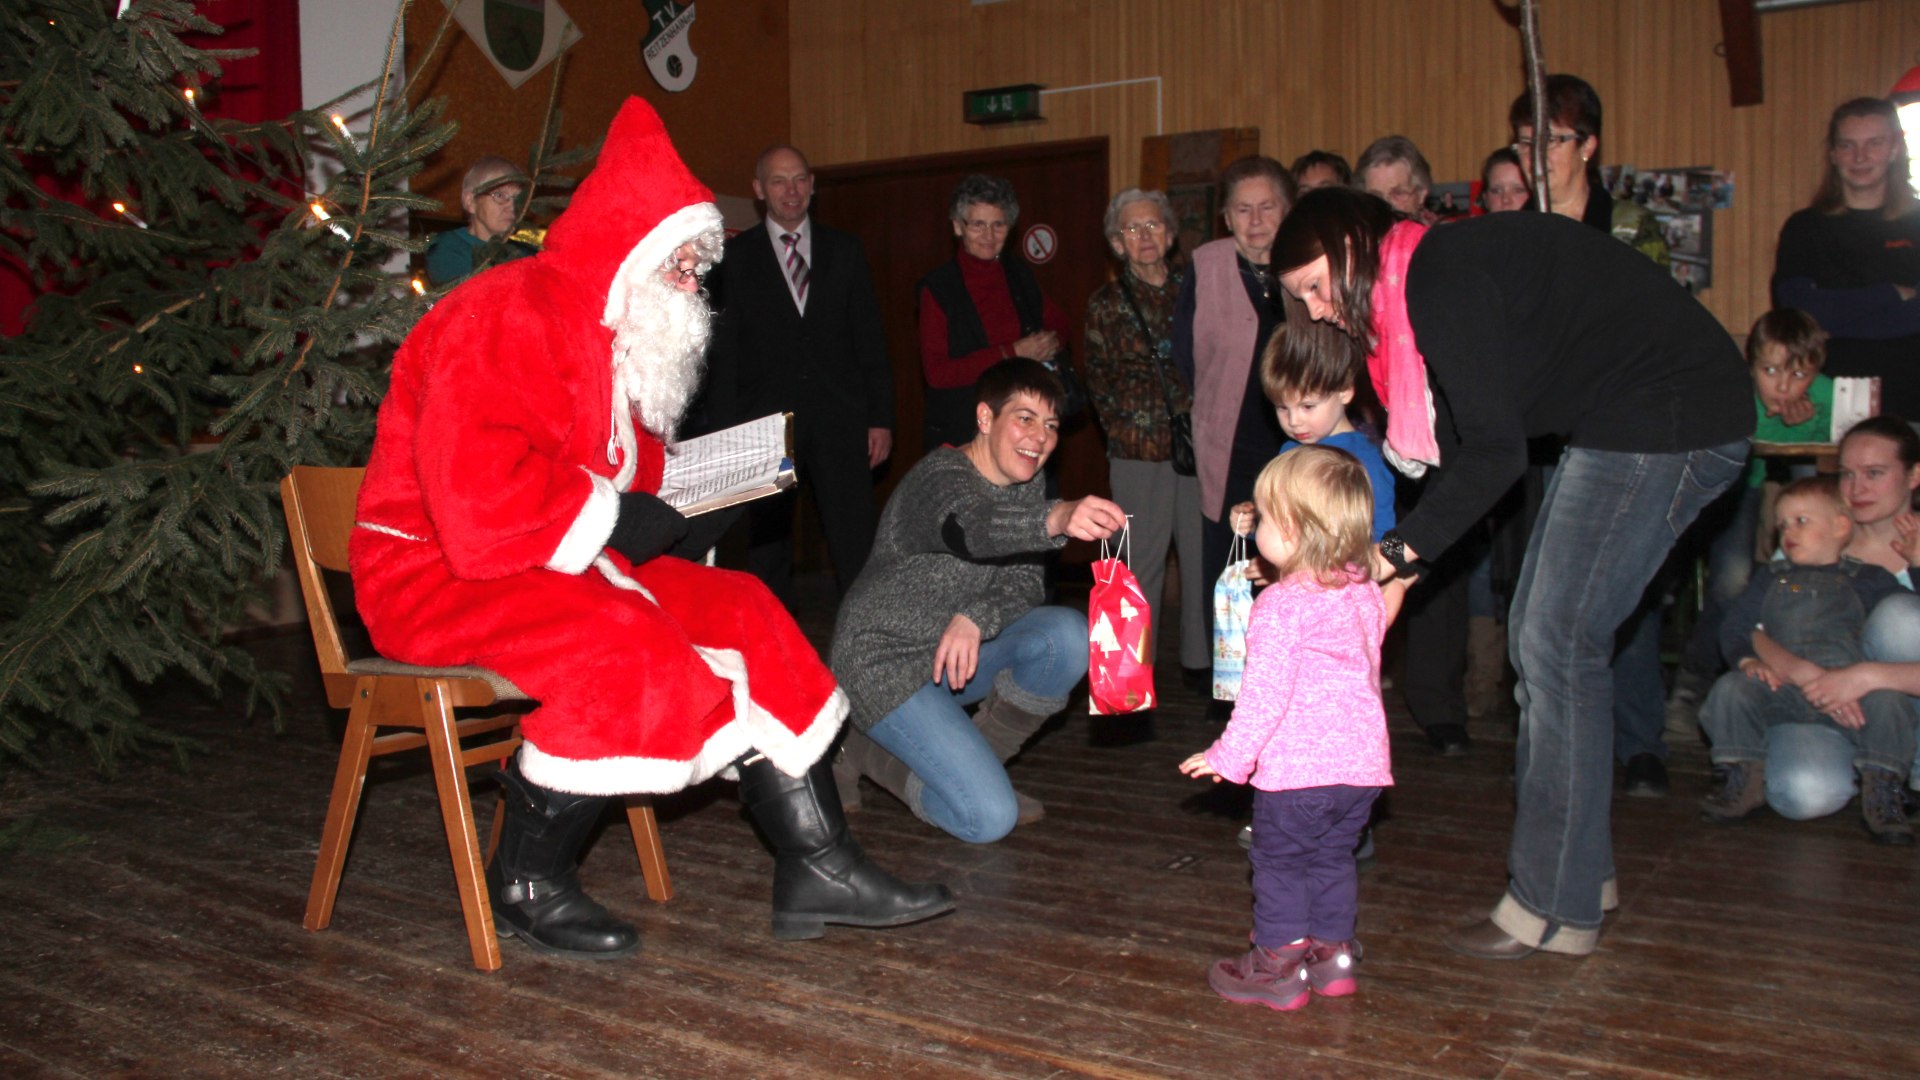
[602,202,725,330]
[522,551,850,793]
[518,683,848,796]
[547,470,622,575]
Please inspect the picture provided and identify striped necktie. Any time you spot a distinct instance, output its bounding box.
[781,231,810,308]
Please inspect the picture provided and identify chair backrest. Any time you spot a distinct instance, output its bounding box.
[281,466,366,708]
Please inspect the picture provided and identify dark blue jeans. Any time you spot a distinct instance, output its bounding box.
[1249,785,1379,947]
[1499,441,1746,950]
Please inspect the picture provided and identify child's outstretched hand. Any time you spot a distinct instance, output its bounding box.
[1381,577,1411,625]
[1228,501,1256,537]
[1179,751,1221,782]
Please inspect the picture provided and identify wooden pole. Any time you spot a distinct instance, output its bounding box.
[1521,0,1551,212]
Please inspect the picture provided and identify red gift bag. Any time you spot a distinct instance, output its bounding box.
[1089,525,1155,714]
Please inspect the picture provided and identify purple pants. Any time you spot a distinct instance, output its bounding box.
[1249,784,1380,947]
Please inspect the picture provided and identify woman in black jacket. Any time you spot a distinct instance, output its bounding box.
[1269,187,1751,961]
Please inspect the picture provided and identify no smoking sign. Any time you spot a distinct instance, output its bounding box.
[1022,223,1058,264]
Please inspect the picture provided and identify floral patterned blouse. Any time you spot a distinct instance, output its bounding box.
[1083,267,1191,461]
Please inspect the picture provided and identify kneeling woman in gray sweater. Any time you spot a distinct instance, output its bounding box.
[833,359,1127,842]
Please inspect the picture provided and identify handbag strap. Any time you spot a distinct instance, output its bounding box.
[1115,274,1184,418]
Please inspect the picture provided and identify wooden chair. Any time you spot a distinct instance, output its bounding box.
[281,466,671,972]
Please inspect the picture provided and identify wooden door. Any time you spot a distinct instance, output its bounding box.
[812,138,1113,560]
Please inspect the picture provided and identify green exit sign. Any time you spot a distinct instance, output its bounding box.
[963,84,1044,125]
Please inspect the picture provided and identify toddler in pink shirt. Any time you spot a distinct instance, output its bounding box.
[1181,444,1399,1011]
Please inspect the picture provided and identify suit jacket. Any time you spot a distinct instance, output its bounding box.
[704,221,893,434]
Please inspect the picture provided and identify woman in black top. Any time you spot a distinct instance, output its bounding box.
[1270,187,1752,961]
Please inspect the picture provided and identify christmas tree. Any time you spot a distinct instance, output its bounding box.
[0,0,581,773]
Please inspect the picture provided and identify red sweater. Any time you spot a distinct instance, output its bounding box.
[919,251,1071,388]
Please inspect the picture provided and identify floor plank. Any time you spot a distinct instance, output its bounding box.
[2,572,1916,1078]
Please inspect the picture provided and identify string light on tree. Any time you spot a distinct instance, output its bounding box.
[330,113,351,138]
[182,86,198,110]
[309,201,351,241]
[111,201,149,229]
[410,277,426,296]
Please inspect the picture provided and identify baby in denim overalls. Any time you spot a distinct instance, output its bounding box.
[1699,475,1916,843]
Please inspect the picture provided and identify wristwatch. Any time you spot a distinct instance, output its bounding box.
[1379,530,1415,575]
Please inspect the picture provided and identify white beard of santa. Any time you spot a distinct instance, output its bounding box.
[606,226,723,443]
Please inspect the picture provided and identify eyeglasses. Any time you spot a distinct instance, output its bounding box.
[1511,133,1583,154]
[482,186,524,206]
[1122,220,1167,236]
[1483,184,1530,200]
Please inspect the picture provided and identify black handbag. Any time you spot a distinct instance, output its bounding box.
[1047,354,1090,421]
[1117,276,1196,476]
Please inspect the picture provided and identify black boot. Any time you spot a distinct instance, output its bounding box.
[486,757,640,958]
[736,753,956,941]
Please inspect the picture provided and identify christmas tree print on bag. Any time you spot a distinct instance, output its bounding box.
[1089,523,1155,714]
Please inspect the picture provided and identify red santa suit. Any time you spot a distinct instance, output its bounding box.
[350,98,844,795]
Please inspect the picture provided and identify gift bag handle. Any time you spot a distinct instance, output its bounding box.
[1096,517,1134,582]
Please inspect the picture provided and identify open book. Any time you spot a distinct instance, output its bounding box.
[657,412,796,516]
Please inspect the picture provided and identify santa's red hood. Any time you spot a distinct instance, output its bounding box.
[539,97,719,309]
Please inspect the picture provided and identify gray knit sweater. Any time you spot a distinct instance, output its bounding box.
[830,447,1065,730]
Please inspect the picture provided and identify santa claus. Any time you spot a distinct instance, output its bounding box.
[351,98,952,958]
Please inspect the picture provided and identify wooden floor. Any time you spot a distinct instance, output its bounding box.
[3,573,1918,1079]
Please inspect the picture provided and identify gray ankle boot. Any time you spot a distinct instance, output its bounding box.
[1700,759,1767,824]
[971,672,1065,826]
[1860,766,1915,846]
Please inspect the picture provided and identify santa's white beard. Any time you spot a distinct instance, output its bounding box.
[608,272,711,442]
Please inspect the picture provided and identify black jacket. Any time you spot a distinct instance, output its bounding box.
[704,221,893,432]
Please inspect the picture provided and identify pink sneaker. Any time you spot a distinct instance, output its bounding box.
[1208,941,1311,1011]
[1305,938,1358,997]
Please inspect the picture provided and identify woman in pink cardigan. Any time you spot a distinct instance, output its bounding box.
[1181,446,1400,1012]
[1171,156,1298,699]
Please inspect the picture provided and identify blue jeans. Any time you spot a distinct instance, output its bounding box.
[1763,590,1920,808]
[865,606,1086,843]
[1501,441,1746,945]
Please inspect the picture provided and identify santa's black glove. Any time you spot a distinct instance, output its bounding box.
[606,491,690,567]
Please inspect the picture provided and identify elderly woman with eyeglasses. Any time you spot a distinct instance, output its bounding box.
[1172,157,1298,687]
[1509,75,1666,262]
[1083,188,1208,687]
[425,155,537,287]
[917,174,1075,451]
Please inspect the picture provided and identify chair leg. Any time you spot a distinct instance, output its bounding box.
[304,683,381,932]
[485,794,507,867]
[420,678,503,972]
[624,796,673,902]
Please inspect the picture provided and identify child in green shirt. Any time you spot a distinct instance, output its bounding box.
[1669,309,1830,728]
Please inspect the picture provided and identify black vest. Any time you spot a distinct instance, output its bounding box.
[918,255,1048,450]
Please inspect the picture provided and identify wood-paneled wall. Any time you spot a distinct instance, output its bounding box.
[404,0,788,217]
[791,0,1920,332]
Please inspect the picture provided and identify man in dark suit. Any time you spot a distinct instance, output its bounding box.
[705,145,894,609]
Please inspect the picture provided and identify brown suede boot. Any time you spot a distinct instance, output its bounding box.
[839,729,929,822]
[1700,759,1767,824]
[971,673,1065,826]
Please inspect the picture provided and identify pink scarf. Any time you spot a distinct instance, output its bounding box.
[1364,220,1440,477]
